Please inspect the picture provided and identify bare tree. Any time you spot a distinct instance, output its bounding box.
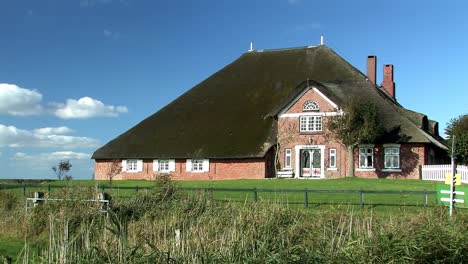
[275,120,299,177]
[52,160,72,181]
[107,160,122,186]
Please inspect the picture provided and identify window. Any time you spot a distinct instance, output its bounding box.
[186,159,210,172]
[192,159,204,171]
[358,148,374,168]
[159,160,170,171]
[153,159,176,172]
[329,149,336,168]
[122,159,143,173]
[300,116,322,132]
[303,100,319,111]
[285,149,292,168]
[384,147,400,169]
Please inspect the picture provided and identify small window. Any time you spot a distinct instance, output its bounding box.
[329,149,336,168]
[153,159,175,172]
[300,116,322,132]
[358,148,374,168]
[285,149,292,168]
[303,100,319,111]
[186,159,210,172]
[384,147,400,169]
[192,159,204,171]
[122,159,143,173]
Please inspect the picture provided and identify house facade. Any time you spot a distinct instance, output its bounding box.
[92,44,447,180]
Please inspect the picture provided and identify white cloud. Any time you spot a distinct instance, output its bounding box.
[0,124,100,148]
[0,83,43,115]
[33,127,74,135]
[11,151,91,161]
[54,97,128,119]
[1,82,128,119]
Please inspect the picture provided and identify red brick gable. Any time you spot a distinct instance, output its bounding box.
[281,87,337,115]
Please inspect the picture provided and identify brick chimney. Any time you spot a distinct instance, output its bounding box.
[366,55,376,85]
[382,64,396,99]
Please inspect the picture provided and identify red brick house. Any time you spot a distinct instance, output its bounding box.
[92,45,447,180]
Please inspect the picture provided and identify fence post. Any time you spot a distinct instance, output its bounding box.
[23,184,26,197]
[253,188,258,202]
[360,190,364,209]
[136,185,139,192]
[423,189,428,208]
[48,184,51,194]
[304,189,309,208]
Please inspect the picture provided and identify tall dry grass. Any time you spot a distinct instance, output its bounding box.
[2,176,467,263]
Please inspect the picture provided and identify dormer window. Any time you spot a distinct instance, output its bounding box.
[303,100,319,111]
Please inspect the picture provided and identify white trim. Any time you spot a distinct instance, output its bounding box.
[294,145,326,178]
[153,160,159,172]
[356,168,376,172]
[382,169,402,172]
[279,111,339,118]
[186,159,192,172]
[123,159,142,173]
[329,148,337,168]
[383,143,401,147]
[312,87,338,109]
[327,168,338,171]
[277,85,338,116]
[285,149,292,169]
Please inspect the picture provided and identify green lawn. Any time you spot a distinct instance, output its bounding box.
[2,178,449,211]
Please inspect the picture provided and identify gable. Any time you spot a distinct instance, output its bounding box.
[279,87,338,117]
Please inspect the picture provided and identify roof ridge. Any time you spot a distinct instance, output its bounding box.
[245,45,322,54]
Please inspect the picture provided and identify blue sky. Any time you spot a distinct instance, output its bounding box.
[1,0,467,179]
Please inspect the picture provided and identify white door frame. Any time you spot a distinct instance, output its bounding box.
[294,145,326,178]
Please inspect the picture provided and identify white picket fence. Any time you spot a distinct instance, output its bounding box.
[421,164,468,183]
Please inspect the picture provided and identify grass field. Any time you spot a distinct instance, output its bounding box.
[0,177,452,211]
[1,177,467,262]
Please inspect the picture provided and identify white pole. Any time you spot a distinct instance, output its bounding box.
[449,135,456,217]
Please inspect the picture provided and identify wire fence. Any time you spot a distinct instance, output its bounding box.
[1,183,437,209]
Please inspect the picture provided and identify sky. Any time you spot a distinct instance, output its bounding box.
[1,0,467,180]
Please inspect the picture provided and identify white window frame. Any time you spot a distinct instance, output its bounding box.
[186,159,209,173]
[122,159,143,173]
[299,116,322,132]
[358,146,374,169]
[303,100,319,111]
[285,149,292,168]
[384,144,400,169]
[329,148,337,168]
[153,159,176,172]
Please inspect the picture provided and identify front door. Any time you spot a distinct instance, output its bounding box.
[300,149,322,178]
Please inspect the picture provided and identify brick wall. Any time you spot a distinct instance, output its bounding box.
[94,158,266,181]
[354,143,426,179]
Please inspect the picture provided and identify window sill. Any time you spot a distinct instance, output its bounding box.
[382,168,402,172]
[124,171,141,174]
[299,132,323,135]
[327,168,338,171]
[356,168,375,172]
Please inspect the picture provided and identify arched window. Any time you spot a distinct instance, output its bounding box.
[303,100,319,111]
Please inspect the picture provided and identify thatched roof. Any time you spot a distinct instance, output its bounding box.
[92,45,446,159]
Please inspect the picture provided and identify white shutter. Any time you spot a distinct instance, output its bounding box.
[169,159,176,172]
[186,159,192,172]
[203,159,210,172]
[137,160,143,172]
[153,160,159,172]
[121,160,127,172]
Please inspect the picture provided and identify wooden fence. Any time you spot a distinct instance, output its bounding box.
[421,164,468,183]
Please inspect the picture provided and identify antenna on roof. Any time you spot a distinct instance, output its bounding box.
[248,40,254,52]
[320,35,324,45]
